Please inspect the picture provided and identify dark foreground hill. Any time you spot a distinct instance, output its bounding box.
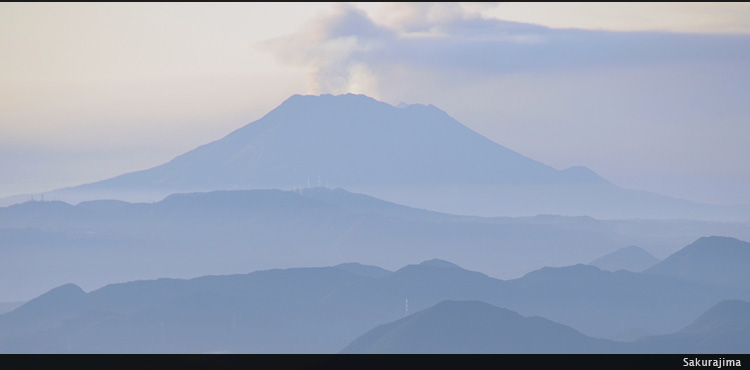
[341,299,750,354]
[634,300,750,353]
[340,300,623,354]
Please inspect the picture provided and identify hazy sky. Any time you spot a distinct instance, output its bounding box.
[2,3,750,205]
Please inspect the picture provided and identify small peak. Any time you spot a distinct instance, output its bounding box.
[46,283,86,296]
[419,259,463,270]
[335,262,393,278]
[695,235,743,243]
[13,283,87,315]
[278,93,382,107]
[684,236,749,252]
[523,264,603,280]
[680,299,750,334]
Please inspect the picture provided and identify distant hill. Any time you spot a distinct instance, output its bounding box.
[342,298,750,354]
[680,299,750,334]
[492,263,747,341]
[417,259,464,269]
[0,267,373,353]
[32,93,750,221]
[5,188,750,304]
[645,236,750,290]
[0,284,88,340]
[340,300,622,354]
[589,245,659,272]
[334,263,392,279]
[0,302,23,315]
[636,300,750,353]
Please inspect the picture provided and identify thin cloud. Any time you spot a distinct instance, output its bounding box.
[263,3,750,90]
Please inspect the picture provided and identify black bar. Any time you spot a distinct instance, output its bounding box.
[2,354,749,370]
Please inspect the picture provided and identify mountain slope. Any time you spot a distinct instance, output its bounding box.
[644,236,750,289]
[636,300,750,353]
[589,245,660,272]
[55,94,581,200]
[0,284,88,340]
[492,263,747,341]
[340,300,623,354]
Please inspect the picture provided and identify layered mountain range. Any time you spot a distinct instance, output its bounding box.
[3,188,750,303]
[2,234,749,353]
[3,93,750,354]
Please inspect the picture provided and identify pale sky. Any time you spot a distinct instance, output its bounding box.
[2,3,750,205]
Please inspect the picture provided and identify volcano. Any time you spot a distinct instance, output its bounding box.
[48,93,749,220]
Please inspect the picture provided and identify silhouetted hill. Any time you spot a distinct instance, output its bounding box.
[299,187,456,222]
[340,300,623,353]
[636,300,750,353]
[0,302,23,315]
[645,236,750,289]
[306,259,748,341]
[418,259,464,269]
[589,245,659,272]
[0,284,88,340]
[344,298,750,354]
[680,299,750,334]
[496,264,747,340]
[0,267,373,353]
[9,284,86,316]
[334,263,392,279]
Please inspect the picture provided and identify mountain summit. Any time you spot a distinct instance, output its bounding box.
[49,94,749,220]
[645,236,750,289]
[58,94,603,194]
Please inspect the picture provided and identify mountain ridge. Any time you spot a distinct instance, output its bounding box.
[589,245,660,272]
[4,187,750,302]
[4,258,746,353]
[644,236,750,289]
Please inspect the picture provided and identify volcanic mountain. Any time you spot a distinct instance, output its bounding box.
[47,93,749,220]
